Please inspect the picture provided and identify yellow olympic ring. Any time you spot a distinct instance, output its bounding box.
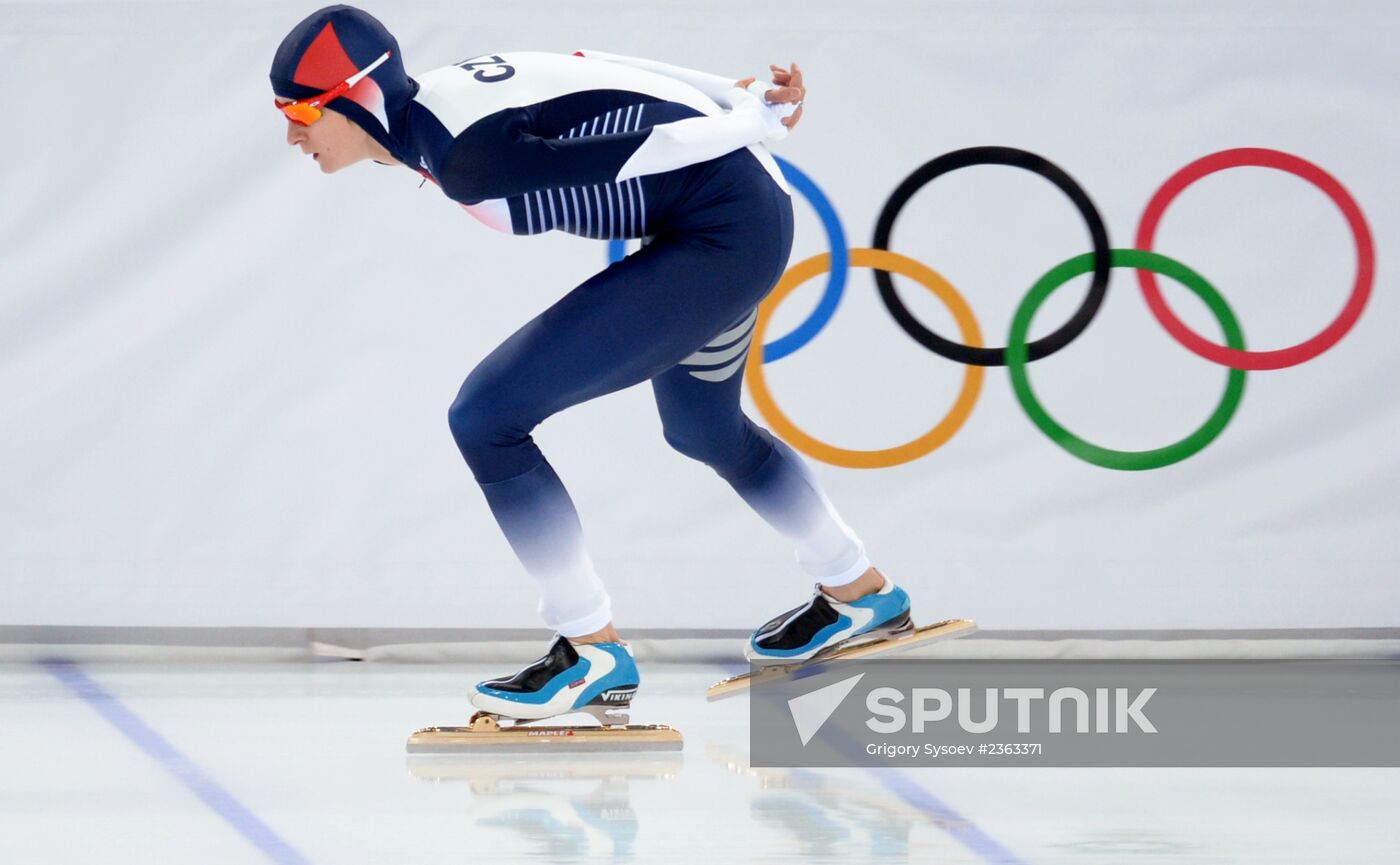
[745,248,985,469]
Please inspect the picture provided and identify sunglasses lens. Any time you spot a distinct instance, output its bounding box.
[280,102,321,126]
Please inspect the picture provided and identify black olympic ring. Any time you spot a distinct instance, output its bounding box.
[871,146,1112,367]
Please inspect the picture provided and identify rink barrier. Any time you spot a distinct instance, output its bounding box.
[2,626,1397,663]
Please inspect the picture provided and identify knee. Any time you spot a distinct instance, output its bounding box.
[446,385,491,464]
[447,375,532,474]
[662,416,773,480]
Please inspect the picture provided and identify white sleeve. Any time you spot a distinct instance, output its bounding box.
[615,86,788,182]
[574,49,744,108]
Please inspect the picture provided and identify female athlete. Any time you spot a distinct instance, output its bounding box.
[271,5,912,722]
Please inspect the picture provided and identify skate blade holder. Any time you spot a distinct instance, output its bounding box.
[706,618,978,701]
[407,708,683,754]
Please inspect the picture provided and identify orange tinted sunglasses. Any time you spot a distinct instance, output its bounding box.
[276,50,392,126]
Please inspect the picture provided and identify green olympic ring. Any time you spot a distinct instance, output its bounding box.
[1007,249,1248,470]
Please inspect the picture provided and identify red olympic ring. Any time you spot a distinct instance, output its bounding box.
[1135,147,1376,371]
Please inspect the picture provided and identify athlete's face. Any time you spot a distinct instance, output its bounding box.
[277,100,375,174]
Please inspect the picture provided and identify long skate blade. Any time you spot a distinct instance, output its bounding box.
[707,618,978,701]
[406,724,684,754]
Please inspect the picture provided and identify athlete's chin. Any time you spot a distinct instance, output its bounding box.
[313,154,348,174]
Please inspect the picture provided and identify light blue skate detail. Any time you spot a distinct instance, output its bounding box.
[749,615,854,659]
[475,657,592,705]
[850,584,912,629]
[573,643,640,708]
[749,585,913,659]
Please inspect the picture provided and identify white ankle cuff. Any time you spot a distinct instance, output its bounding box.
[809,552,872,588]
[549,600,614,638]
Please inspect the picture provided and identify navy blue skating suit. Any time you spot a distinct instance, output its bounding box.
[270,9,869,636]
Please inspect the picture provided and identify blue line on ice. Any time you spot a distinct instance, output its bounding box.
[40,659,312,865]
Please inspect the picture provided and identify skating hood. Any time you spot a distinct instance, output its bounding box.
[269,5,418,163]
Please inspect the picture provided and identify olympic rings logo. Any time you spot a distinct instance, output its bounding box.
[610,146,1376,471]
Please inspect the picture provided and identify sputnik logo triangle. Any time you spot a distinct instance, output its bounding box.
[787,672,865,746]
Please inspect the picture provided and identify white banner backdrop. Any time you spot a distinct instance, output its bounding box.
[1,0,1396,629]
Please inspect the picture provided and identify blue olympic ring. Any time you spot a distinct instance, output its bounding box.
[605,156,848,362]
[763,157,848,361]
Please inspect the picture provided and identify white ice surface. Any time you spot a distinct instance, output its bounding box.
[1,661,1396,865]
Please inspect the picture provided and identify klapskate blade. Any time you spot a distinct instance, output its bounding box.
[406,724,684,754]
[706,618,978,701]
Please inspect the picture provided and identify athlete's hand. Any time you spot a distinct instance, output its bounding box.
[766,63,804,129]
[735,61,805,130]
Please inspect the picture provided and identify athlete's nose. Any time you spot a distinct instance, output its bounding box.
[286,119,306,147]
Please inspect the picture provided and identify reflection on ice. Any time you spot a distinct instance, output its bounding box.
[407,753,683,862]
[707,744,973,863]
